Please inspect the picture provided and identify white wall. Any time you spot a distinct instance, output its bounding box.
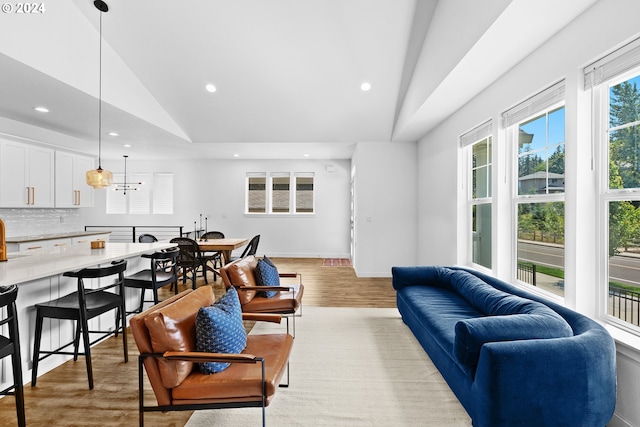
[85,157,352,258]
[416,0,640,425]
[352,141,418,276]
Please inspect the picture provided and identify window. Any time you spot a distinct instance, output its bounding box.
[246,173,267,213]
[246,172,314,214]
[462,121,492,269]
[585,37,640,331]
[597,71,640,329]
[504,81,566,297]
[271,173,290,213]
[295,173,314,213]
[106,173,173,214]
[153,173,174,214]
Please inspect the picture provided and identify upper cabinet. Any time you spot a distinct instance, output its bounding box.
[0,139,55,208]
[55,152,95,208]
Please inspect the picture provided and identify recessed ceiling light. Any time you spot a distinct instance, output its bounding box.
[233,153,240,157]
[108,132,119,137]
[360,82,371,92]
[205,83,217,93]
[34,106,49,113]
[304,154,310,157]
[123,144,131,148]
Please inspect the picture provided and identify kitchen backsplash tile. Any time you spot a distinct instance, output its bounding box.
[0,209,82,237]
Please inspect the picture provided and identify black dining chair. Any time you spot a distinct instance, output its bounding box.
[124,247,179,314]
[31,260,128,390]
[138,234,158,243]
[170,237,208,288]
[200,231,225,279]
[230,234,260,262]
[0,285,25,427]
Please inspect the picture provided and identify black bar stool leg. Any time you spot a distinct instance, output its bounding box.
[73,320,81,361]
[31,310,44,387]
[9,302,26,427]
[138,288,146,313]
[79,312,94,390]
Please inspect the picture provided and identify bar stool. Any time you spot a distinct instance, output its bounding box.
[0,285,25,427]
[31,260,128,390]
[124,247,179,315]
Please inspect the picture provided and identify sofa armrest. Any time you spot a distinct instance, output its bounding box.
[472,330,616,427]
[391,266,452,291]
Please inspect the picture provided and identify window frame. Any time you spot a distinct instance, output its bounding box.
[506,92,566,301]
[245,171,315,216]
[462,125,493,271]
[106,172,173,215]
[594,67,640,334]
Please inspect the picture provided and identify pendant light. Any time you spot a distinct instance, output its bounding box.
[112,155,143,195]
[86,0,113,188]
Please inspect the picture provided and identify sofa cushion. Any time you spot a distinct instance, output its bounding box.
[448,270,574,371]
[224,255,259,304]
[144,286,216,388]
[454,312,574,371]
[255,256,280,298]
[196,287,247,373]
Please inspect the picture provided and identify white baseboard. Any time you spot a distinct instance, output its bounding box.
[261,253,351,259]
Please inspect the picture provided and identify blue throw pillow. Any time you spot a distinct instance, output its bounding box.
[195,287,247,374]
[255,256,280,298]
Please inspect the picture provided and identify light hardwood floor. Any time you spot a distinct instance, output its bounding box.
[0,258,396,426]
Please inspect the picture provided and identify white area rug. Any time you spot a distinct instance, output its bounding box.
[186,306,472,426]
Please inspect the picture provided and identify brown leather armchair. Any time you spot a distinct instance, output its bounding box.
[130,286,293,427]
[219,255,304,336]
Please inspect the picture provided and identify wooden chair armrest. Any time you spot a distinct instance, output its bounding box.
[163,351,259,364]
[242,313,283,323]
[235,285,295,292]
[279,272,302,284]
[278,272,298,278]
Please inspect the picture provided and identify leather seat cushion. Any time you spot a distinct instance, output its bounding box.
[144,286,216,388]
[242,284,304,313]
[171,333,293,402]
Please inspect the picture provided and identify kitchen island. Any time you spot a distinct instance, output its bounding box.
[5,231,112,253]
[0,241,174,392]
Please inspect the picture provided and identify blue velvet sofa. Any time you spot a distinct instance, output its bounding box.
[392,265,616,427]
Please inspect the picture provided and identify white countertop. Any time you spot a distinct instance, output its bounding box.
[5,231,112,244]
[0,242,175,286]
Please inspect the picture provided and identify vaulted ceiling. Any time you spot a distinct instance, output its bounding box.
[0,0,598,160]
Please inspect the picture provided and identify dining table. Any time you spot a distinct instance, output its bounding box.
[197,237,249,265]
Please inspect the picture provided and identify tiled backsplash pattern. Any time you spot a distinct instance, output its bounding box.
[0,209,82,237]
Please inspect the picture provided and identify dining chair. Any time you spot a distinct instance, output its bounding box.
[200,231,225,279]
[124,247,179,314]
[169,237,208,288]
[230,234,260,262]
[31,260,128,390]
[0,285,26,427]
[138,234,158,243]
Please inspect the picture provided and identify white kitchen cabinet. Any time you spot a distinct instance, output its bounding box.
[11,237,72,253]
[0,139,55,208]
[55,151,95,207]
